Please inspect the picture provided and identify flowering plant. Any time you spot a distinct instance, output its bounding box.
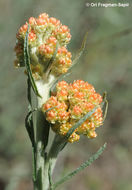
[14,13,108,190]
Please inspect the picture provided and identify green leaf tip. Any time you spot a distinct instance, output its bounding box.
[24,24,42,98]
[70,32,88,69]
[102,91,108,121]
[52,143,107,189]
[50,32,88,94]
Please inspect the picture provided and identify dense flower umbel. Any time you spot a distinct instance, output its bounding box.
[42,80,103,143]
[14,13,72,78]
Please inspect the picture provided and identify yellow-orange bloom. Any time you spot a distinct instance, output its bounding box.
[42,80,103,143]
[14,13,72,78]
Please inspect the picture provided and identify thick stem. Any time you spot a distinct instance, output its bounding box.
[33,112,66,190]
[34,77,52,190]
[34,107,51,189]
[33,75,61,190]
[35,111,46,190]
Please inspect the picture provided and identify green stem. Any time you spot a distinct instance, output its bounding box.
[42,135,66,190]
[32,77,63,190]
[35,111,50,190]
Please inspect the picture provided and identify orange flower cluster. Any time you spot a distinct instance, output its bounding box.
[14,13,72,78]
[42,80,103,143]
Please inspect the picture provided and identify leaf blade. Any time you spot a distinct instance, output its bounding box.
[25,108,38,148]
[71,32,88,67]
[50,32,88,93]
[53,143,107,189]
[58,106,99,151]
[24,24,41,98]
[45,41,59,76]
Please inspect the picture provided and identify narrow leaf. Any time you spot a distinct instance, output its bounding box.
[25,108,38,148]
[45,41,59,76]
[59,106,99,151]
[52,143,107,189]
[103,100,108,121]
[65,106,98,140]
[48,160,53,189]
[49,33,88,93]
[27,77,32,111]
[71,32,88,68]
[24,24,41,97]
[32,147,37,182]
[50,73,70,94]
[25,115,34,147]
[36,110,50,149]
[45,106,58,113]
[101,92,108,121]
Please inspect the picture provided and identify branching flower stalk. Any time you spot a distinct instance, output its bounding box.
[14,13,108,190]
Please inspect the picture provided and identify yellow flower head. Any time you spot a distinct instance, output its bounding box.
[42,80,103,143]
[14,13,72,79]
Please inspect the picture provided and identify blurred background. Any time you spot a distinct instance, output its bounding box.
[0,0,132,189]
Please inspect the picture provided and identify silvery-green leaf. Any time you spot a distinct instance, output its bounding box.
[24,25,41,98]
[52,143,107,189]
